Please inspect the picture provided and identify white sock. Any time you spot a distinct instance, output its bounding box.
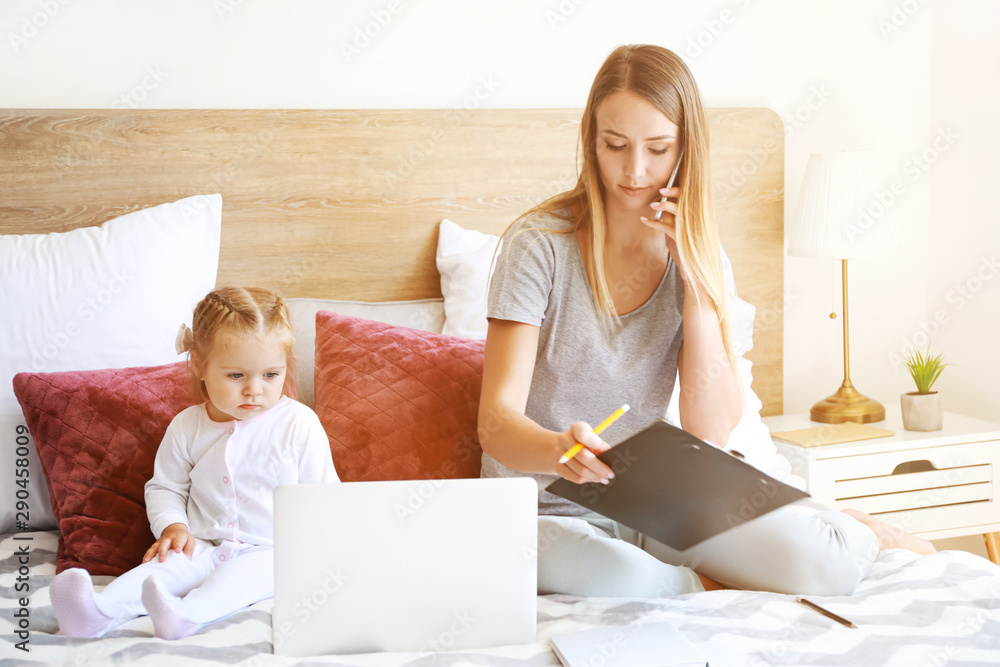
[50,568,126,638]
[141,576,202,641]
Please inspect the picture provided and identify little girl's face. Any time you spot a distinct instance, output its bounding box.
[199,331,287,423]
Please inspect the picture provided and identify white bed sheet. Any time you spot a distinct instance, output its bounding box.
[2,531,999,666]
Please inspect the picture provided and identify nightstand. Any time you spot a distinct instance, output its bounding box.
[763,409,1000,565]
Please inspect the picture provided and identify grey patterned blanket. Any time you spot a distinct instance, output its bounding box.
[2,531,999,666]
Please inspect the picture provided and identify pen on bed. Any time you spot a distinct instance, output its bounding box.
[796,597,857,629]
[558,404,630,464]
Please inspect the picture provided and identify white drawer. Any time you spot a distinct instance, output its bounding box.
[811,441,1000,535]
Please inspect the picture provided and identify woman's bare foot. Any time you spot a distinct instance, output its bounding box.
[842,508,937,555]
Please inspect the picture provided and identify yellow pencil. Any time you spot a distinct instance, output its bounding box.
[558,404,630,464]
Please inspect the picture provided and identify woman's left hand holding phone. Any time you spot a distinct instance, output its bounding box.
[641,187,688,282]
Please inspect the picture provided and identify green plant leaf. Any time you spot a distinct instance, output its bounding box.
[903,347,949,394]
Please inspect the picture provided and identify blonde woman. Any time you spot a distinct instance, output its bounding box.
[478,44,932,597]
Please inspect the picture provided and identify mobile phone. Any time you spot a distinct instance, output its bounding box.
[653,148,684,222]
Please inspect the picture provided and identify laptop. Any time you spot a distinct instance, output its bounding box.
[272,477,537,657]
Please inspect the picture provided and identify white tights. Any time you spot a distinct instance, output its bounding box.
[52,539,273,637]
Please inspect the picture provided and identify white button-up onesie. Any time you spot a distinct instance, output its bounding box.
[91,396,338,624]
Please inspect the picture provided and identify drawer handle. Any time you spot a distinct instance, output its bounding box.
[891,460,938,475]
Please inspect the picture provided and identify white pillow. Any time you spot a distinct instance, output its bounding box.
[287,297,446,409]
[436,218,802,488]
[1,194,222,532]
[435,218,500,339]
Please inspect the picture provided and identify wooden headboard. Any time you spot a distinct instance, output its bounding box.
[0,108,783,415]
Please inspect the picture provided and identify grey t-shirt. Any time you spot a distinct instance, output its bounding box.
[480,213,685,516]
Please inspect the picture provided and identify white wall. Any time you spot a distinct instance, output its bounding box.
[2,0,997,422]
[929,1,1000,424]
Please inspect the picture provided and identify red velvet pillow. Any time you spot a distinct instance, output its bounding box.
[314,311,485,482]
[12,362,197,576]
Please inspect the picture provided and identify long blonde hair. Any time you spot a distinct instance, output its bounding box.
[507,44,736,376]
[181,286,297,402]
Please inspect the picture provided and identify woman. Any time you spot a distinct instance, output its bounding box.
[478,44,932,597]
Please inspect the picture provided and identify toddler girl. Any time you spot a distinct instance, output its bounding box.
[51,287,339,640]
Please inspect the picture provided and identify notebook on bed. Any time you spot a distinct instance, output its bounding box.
[272,477,538,657]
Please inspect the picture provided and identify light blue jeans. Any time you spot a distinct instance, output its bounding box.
[537,499,880,597]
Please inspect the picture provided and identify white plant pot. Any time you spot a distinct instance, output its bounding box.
[900,391,943,432]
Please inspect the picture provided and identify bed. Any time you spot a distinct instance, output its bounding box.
[1,108,999,666]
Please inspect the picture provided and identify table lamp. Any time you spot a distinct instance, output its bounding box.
[789,150,900,424]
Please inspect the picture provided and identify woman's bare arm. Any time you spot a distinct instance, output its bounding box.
[478,319,613,484]
[677,284,742,446]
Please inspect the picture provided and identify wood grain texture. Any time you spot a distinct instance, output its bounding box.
[0,107,783,415]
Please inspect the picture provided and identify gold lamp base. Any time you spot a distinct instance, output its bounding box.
[810,382,885,424]
[808,259,886,425]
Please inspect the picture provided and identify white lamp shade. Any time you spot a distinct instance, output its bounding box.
[789,151,901,259]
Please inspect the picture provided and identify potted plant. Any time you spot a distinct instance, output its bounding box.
[901,347,948,431]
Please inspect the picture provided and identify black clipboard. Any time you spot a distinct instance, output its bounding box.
[546,419,809,551]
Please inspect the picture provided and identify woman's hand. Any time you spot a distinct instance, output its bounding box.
[142,522,195,563]
[640,186,688,282]
[555,421,615,485]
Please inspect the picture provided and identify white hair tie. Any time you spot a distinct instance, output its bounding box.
[175,323,194,355]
